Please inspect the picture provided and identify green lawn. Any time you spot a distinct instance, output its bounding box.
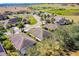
[32,4,79,15]
[39,9,79,15]
[29,15,37,25]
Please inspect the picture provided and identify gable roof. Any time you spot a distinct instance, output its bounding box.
[8,17,18,24]
[43,30,52,38]
[21,35,36,50]
[54,16,63,21]
[28,27,52,41]
[28,27,43,41]
[8,17,21,24]
[9,33,36,50]
[0,44,6,56]
[44,24,58,30]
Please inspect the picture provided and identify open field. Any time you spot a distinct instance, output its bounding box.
[62,16,79,23]
[32,4,79,9]
[32,4,79,15]
[0,7,32,13]
[39,9,79,15]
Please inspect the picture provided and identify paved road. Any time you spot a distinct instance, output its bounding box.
[24,15,42,31]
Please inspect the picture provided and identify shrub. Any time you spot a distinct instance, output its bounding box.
[3,40,14,50]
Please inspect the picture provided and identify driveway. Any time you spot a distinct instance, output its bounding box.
[24,15,42,31]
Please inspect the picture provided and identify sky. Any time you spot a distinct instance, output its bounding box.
[0,0,79,3]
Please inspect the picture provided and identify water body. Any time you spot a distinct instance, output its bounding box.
[0,3,39,7]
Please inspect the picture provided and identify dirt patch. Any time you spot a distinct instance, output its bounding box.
[70,51,79,56]
[0,7,32,14]
[71,12,79,15]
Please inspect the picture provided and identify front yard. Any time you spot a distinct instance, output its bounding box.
[28,15,37,25]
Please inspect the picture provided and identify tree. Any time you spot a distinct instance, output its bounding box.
[0,34,7,42]
[17,22,24,28]
[0,27,7,43]
[26,38,69,56]
[3,40,14,50]
[26,24,79,56]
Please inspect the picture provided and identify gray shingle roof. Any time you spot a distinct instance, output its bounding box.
[8,17,18,24]
[54,16,63,22]
[44,24,57,30]
[0,44,6,56]
[28,28,43,41]
[9,33,36,50]
[43,30,52,38]
[28,27,52,41]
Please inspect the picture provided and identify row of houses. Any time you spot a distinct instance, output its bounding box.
[0,11,72,56]
[4,26,53,55]
[34,10,72,25]
[3,15,29,29]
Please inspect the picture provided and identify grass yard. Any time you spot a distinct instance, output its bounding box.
[29,15,37,25]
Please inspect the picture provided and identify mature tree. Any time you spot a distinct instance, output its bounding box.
[0,27,7,42]
[26,24,79,56]
[3,40,14,50]
[17,22,24,28]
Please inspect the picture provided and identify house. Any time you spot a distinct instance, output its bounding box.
[8,17,21,24]
[43,24,58,31]
[54,16,71,25]
[43,30,52,39]
[9,33,36,55]
[0,44,6,56]
[0,14,9,20]
[28,27,43,41]
[28,27,52,41]
[5,17,22,28]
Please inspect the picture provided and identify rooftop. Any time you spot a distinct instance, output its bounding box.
[28,27,43,41]
[54,16,63,21]
[44,24,58,30]
[0,44,6,56]
[28,27,52,41]
[9,33,36,50]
